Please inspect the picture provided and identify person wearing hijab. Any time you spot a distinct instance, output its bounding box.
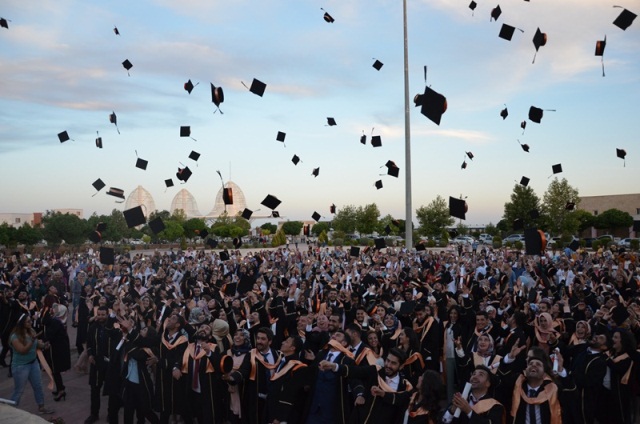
[211,318,233,354]
[224,329,252,424]
[533,312,560,355]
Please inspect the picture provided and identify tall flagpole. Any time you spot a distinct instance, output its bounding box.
[403,0,413,249]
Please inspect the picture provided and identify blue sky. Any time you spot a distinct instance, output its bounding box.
[0,0,638,227]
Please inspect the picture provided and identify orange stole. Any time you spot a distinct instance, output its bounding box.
[511,374,561,424]
[413,317,434,342]
[327,339,355,359]
[355,347,380,366]
[248,349,282,380]
[472,353,502,373]
[270,359,306,380]
[376,372,413,393]
[471,398,504,419]
[404,352,426,369]
[181,342,216,374]
[611,353,634,385]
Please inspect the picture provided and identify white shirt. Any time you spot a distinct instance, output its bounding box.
[385,374,399,391]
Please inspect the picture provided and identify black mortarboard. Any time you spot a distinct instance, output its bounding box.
[199,229,209,239]
[633,220,640,232]
[466,151,474,160]
[261,194,281,210]
[176,167,192,183]
[89,230,102,243]
[374,238,386,250]
[552,163,563,175]
[461,160,467,170]
[96,222,107,232]
[95,135,103,148]
[327,117,337,126]
[375,180,383,190]
[149,217,165,234]
[448,229,459,238]
[385,160,397,168]
[529,209,540,219]
[122,59,132,74]
[330,204,336,214]
[415,242,426,252]
[449,196,467,220]
[532,28,547,51]
[292,155,300,165]
[521,121,527,132]
[372,59,383,70]
[206,239,218,248]
[519,141,530,152]
[611,305,630,326]
[1,18,10,29]
[469,1,477,12]
[135,158,148,170]
[595,36,607,76]
[184,79,195,94]
[249,79,266,97]
[211,83,224,107]
[312,167,320,177]
[189,151,200,162]
[499,23,522,41]
[58,131,70,143]
[529,106,543,123]
[398,300,416,316]
[323,11,335,23]
[180,126,192,137]
[513,218,524,231]
[491,5,502,21]
[524,228,544,255]
[272,211,280,218]
[360,134,367,144]
[520,176,530,187]
[113,26,119,35]
[613,7,636,31]
[387,166,399,178]
[123,206,146,228]
[565,202,576,211]
[100,247,115,265]
[276,131,286,142]
[371,135,382,147]
[165,179,174,188]
[241,208,253,220]
[616,148,626,165]
[223,187,233,205]
[106,187,125,201]
[233,237,242,248]
[92,178,106,192]
[109,112,120,134]
[500,106,508,119]
[384,224,392,235]
[312,212,321,222]
[415,86,447,125]
[350,246,360,257]
[219,251,230,261]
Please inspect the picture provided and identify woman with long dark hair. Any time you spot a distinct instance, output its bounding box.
[9,313,55,414]
[405,369,445,423]
[605,329,637,424]
[41,303,71,401]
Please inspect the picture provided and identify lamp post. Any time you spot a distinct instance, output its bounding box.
[403,0,413,249]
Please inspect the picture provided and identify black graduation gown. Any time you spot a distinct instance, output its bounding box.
[153,330,189,416]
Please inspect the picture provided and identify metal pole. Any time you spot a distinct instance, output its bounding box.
[403,0,413,249]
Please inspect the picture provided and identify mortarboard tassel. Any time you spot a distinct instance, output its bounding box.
[216,170,227,212]
[601,57,606,77]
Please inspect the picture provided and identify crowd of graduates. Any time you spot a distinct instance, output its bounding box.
[1,241,639,424]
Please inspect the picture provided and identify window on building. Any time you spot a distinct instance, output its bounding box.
[636,208,640,215]
[15,218,20,224]
[593,210,598,216]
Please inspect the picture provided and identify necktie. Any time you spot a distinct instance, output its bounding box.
[262,352,272,384]
[192,345,201,391]
[528,389,537,424]
[327,352,335,363]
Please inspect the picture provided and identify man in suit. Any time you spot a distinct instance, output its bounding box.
[345,323,374,366]
[412,303,441,371]
[321,347,413,424]
[442,365,505,423]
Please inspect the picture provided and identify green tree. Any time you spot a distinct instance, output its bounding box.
[104,209,128,242]
[456,222,469,236]
[594,209,633,233]
[573,209,596,233]
[311,222,330,237]
[161,220,185,241]
[171,209,187,224]
[272,228,286,246]
[542,178,580,236]
[15,224,42,246]
[0,223,18,247]
[282,221,304,236]
[231,215,251,236]
[331,205,358,234]
[149,210,171,221]
[502,184,541,232]
[318,230,329,244]
[377,214,399,235]
[183,218,206,239]
[41,211,88,246]
[415,195,454,237]
[355,203,380,235]
[261,223,277,234]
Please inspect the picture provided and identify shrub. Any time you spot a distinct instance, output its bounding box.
[493,236,502,248]
[591,240,600,250]
[359,237,373,247]
[427,240,436,248]
[332,238,344,247]
[630,239,640,251]
[514,241,523,250]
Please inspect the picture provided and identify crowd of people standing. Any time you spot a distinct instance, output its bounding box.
[1,240,639,423]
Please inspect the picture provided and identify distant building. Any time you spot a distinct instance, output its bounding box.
[207,181,247,218]
[124,186,156,217]
[52,208,83,219]
[170,189,201,218]
[578,193,640,237]
[0,213,35,228]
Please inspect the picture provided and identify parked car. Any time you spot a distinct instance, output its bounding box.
[453,236,475,245]
[478,234,493,244]
[620,238,639,249]
[503,234,525,244]
[547,236,579,248]
[582,237,595,248]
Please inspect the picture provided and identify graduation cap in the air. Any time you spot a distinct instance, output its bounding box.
[1,18,11,29]
[122,59,132,76]
[613,6,636,30]
[211,83,224,113]
[92,178,106,196]
[109,111,120,134]
[490,5,502,21]
[518,140,530,152]
[180,126,197,141]
[276,131,286,145]
[244,78,266,97]
[529,106,555,124]
[176,167,192,183]
[312,167,320,178]
[113,26,119,35]
[149,217,165,234]
[184,79,198,94]
[414,82,448,125]
[371,135,382,148]
[100,247,115,265]
[469,1,477,15]
[223,188,233,205]
[322,8,335,23]
[461,160,467,170]
[89,222,107,243]
[165,179,174,189]
[312,212,321,222]
[198,229,209,239]
[372,59,383,70]
[513,218,524,231]
[123,206,146,228]
[524,228,546,255]
[189,151,200,164]
[375,180,383,190]
[385,162,400,178]
[384,224,392,235]
[616,148,626,166]
[330,204,336,214]
[95,132,103,149]
[58,131,72,143]
[350,246,360,257]
[565,201,576,211]
[520,176,530,187]
[272,211,280,218]
[360,132,367,145]
[241,208,253,220]
[532,28,548,63]
[550,163,563,177]
[466,151,474,160]
[327,117,337,126]
[449,196,467,220]
[292,155,300,165]
[261,194,281,210]
[106,187,125,202]
[206,239,218,248]
[135,151,148,170]
[500,105,508,119]
[374,238,386,250]
[233,237,242,249]
[595,36,607,77]
[633,220,640,232]
[219,251,230,261]
[520,121,527,134]
[498,24,523,41]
